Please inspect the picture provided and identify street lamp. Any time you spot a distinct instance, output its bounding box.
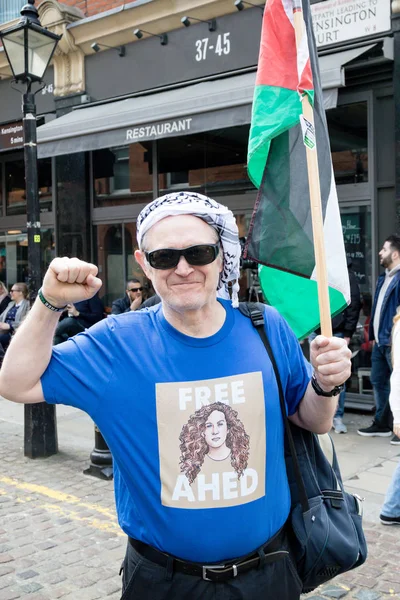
[0,0,61,459]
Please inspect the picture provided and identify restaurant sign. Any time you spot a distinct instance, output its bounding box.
[0,121,23,151]
[311,0,391,48]
[126,118,193,141]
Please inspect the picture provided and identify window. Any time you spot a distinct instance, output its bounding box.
[5,157,52,215]
[158,125,255,198]
[166,171,189,188]
[340,205,372,396]
[93,143,153,208]
[0,0,25,23]
[327,102,368,185]
[0,228,55,287]
[0,163,2,218]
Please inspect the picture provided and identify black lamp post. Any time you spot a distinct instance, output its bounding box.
[0,0,61,459]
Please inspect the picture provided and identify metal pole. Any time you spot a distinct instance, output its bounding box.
[83,425,113,480]
[22,86,58,459]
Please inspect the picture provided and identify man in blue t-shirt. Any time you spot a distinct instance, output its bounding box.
[0,192,351,600]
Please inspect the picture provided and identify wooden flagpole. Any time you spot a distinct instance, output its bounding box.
[292,1,332,338]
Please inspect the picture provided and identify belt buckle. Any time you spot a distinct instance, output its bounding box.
[202,564,238,581]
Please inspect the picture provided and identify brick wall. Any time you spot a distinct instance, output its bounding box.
[57,0,140,18]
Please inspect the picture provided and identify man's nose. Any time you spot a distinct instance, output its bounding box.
[175,256,194,275]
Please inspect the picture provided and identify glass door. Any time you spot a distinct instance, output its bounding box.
[340,205,373,406]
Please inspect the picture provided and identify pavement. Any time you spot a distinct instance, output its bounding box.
[0,400,400,600]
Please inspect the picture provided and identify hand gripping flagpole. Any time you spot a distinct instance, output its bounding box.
[292,0,332,338]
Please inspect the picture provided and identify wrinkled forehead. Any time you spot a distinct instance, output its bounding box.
[141,215,219,250]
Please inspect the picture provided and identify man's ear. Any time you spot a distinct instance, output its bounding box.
[218,250,224,274]
[135,249,152,279]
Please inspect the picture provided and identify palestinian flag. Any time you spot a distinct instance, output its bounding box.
[245,0,350,340]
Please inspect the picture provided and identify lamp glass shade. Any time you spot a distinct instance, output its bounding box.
[1,24,59,82]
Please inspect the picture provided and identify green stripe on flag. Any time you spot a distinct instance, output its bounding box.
[259,265,348,340]
[248,85,314,188]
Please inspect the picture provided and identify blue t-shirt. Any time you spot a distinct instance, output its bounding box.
[41,299,312,562]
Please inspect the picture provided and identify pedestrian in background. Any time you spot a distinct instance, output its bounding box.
[0,282,29,357]
[53,292,104,345]
[0,281,11,315]
[331,257,361,433]
[309,257,361,434]
[111,278,143,314]
[380,308,400,525]
[358,234,400,444]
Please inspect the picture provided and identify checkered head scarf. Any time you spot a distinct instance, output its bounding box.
[136,191,241,307]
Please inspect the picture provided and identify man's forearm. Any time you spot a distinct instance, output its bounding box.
[289,381,337,434]
[0,298,60,403]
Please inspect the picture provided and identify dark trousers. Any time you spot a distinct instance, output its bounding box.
[0,332,11,359]
[120,533,302,600]
[53,317,85,346]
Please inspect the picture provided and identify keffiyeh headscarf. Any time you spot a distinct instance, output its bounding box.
[136,192,241,307]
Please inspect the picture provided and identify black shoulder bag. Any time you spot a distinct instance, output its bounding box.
[239,302,367,593]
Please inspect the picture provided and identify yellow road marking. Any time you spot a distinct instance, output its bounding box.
[0,476,117,519]
[41,504,124,536]
[0,482,123,536]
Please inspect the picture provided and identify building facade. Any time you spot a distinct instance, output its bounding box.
[0,0,398,406]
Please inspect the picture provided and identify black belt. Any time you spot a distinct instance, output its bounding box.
[129,526,288,583]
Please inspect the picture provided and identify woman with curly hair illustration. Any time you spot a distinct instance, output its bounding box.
[179,402,250,485]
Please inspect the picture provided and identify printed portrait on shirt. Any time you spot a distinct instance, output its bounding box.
[179,402,250,485]
[156,372,266,509]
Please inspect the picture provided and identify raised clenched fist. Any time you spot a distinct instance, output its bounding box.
[41,257,102,308]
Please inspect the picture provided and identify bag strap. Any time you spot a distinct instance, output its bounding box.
[239,302,310,513]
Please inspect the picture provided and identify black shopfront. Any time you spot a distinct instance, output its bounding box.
[0,4,395,407]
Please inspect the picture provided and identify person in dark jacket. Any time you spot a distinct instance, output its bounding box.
[331,258,361,433]
[53,292,104,345]
[358,234,400,442]
[140,294,161,309]
[111,278,143,314]
[311,258,361,433]
[0,282,11,316]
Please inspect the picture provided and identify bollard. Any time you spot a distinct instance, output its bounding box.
[83,424,113,480]
[24,403,58,458]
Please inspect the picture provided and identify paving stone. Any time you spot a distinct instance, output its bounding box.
[0,590,22,600]
[353,591,382,600]
[376,580,400,594]
[35,541,58,551]
[20,582,44,593]
[321,586,349,598]
[39,571,68,585]
[16,569,39,580]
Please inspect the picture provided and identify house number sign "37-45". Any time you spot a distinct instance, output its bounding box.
[195,33,231,61]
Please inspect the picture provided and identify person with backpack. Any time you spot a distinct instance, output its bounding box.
[0,192,351,600]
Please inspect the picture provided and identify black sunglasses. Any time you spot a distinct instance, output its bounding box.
[128,287,143,292]
[145,243,220,270]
